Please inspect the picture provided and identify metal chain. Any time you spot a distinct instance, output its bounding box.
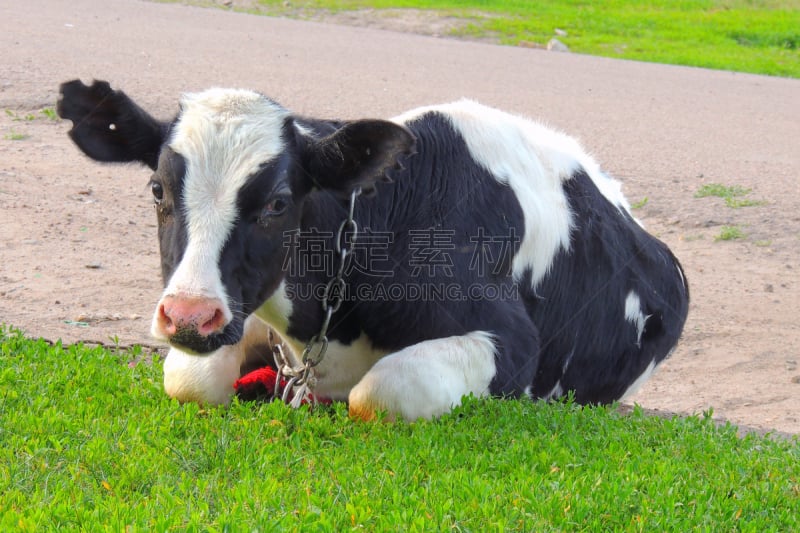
[272,187,362,407]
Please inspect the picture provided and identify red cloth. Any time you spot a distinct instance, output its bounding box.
[234,366,330,405]
[234,367,281,400]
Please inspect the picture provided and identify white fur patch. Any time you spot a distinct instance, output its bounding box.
[314,334,388,400]
[254,281,294,337]
[542,380,564,401]
[159,89,289,314]
[162,314,272,405]
[255,283,388,400]
[620,358,658,400]
[162,346,242,405]
[256,294,392,401]
[624,290,650,347]
[562,347,576,375]
[348,331,498,421]
[395,100,633,286]
[676,263,687,292]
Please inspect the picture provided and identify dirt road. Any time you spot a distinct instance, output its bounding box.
[2,0,798,433]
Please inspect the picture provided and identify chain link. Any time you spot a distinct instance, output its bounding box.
[272,187,362,407]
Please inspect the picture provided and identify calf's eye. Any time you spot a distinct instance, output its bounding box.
[151,181,164,204]
[263,197,288,217]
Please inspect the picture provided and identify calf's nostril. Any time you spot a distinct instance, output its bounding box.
[158,303,177,336]
[198,307,226,336]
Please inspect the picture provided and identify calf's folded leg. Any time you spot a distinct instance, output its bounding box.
[348,331,498,421]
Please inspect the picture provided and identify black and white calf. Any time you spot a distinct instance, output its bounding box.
[58,79,689,420]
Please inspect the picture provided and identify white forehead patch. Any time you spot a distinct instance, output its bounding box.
[163,88,289,301]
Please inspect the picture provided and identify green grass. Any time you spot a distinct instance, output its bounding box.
[4,130,29,141]
[4,107,58,122]
[695,183,752,199]
[3,107,58,141]
[39,107,58,121]
[695,183,766,208]
[2,326,798,530]
[725,197,766,208]
[238,0,800,78]
[715,224,746,241]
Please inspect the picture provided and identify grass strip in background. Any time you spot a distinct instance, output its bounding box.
[695,182,767,208]
[230,0,800,78]
[2,326,798,530]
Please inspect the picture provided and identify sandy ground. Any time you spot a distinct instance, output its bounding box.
[1,0,798,434]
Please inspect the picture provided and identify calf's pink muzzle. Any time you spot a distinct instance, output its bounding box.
[153,295,228,340]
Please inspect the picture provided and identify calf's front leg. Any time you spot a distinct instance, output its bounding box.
[348,331,498,421]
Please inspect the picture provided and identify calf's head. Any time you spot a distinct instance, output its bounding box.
[58,80,414,354]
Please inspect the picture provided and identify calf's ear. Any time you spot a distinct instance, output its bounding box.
[303,119,416,197]
[57,80,167,170]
